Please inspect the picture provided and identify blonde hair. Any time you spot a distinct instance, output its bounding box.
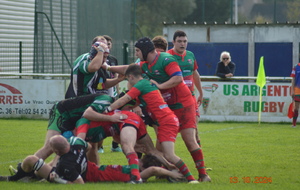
[220,51,231,61]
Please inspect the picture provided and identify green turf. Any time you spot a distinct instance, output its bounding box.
[0,119,299,189]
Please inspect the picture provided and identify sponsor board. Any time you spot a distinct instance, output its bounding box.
[0,80,291,122]
[0,79,65,119]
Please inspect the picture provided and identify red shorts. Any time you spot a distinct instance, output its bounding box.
[172,104,197,131]
[85,161,130,182]
[119,111,147,140]
[157,115,179,143]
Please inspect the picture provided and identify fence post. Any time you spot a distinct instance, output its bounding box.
[123,42,128,65]
[19,41,22,78]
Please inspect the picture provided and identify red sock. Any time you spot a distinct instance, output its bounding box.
[191,148,206,175]
[175,159,195,181]
[126,152,140,180]
[293,110,298,126]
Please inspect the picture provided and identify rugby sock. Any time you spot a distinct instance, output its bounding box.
[293,110,298,126]
[8,163,34,181]
[126,152,141,181]
[190,148,206,175]
[175,159,195,181]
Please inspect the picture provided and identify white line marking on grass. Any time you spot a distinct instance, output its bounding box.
[176,126,246,138]
[0,159,22,165]
[199,126,246,134]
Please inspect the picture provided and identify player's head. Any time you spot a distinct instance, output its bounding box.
[172,30,188,54]
[152,36,167,52]
[135,37,155,61]
[172,30,187,41]
[140,154,162,170]
[92,35,107,45]
[125,64,143,86]
[103,35,113,50]
[125,64,142,78]
[49,135,70,156]
[89,36,109,61]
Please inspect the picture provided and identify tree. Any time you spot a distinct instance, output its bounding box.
[286,0,300,21]
[134,0,197,38]
[184,0,232,24]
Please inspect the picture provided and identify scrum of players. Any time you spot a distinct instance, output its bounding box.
[0,32,211,184]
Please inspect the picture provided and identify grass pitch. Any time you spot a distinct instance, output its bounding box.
[0,119,299,190]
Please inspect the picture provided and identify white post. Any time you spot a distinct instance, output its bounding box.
[235,0,238,24]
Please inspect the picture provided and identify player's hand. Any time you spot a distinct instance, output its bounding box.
[110,113,128,122]
[117,73,125,82]
[49,171,61,182]
[134,143,147,153]
[101,62,109,70]
[132,106,144,117]
[169,169,184,180]
[98,42,108,52]
[197,96,203,106]
[149,79,159,88]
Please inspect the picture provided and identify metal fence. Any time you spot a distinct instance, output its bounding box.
[0,0,133,78]
[0,41,34,78]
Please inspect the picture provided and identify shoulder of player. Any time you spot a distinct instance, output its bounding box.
[68,136,88,147]
[185,50,194,55]
[134,79,152,89]
[158,52,177,62]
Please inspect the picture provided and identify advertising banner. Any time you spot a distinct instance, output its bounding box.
[198,81,291,122]
[0,79,292,122]
[0,79,65,119]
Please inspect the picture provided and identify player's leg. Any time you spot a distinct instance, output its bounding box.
[292,100,300,127]
[120,126,141,183]
[111,139,122,152]
[34,129,60,159]
[35,108,62,160]
[3,155,51,181]
[97,140,104,153]
[23,155,52,180]
[86,142,100,165]
[181,128,210,182]
[160,141,197,182]
[175,104,211,182]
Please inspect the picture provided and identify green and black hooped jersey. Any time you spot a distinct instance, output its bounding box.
[55,136,88,181]
[48,94,114,133]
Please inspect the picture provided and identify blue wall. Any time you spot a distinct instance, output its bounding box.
[187,43,248,76]
[169,42,293,77]
[255,43,292,77]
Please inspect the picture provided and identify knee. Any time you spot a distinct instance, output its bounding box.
[23,155,39,172]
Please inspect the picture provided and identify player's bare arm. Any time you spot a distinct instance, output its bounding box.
[83,107,127,122]
[193,70,203,105]
[108,93,133,111]
[150,75,182,90]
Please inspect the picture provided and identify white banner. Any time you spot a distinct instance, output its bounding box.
[197,81,291,122]
[0,79,65,119]
[0,79,292,122]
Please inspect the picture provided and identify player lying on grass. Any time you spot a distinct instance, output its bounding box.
[4,94,127,182]
[0,135,184,184]
[75,110,164,183]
